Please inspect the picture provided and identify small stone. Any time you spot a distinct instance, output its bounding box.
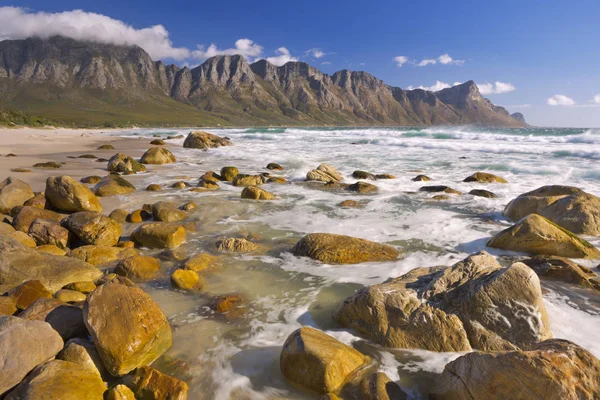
[130,366,189,400]
[140,147,176,165]
[220,166,239,181]
[215,238,258,253]
[106,384,136,400]
[81,176,102,184]
[114,256,161,281]
[209,294,247,318]
[63,281,96,294]
[348,181,378,194]
[109,208,129,223]
[94,175,136,197]
[10,231,37,247]
[171,269,204,291]
[9,280,53,310]
[170,181,189,189]
[470,189,498,198]
[463,172,508,183]
[55,289,86,303]
[352,170,377,180]
[146,184,162,191]
[338,200,362,208]
[36,244,66,255]
[420,185,462,195]
[266,163,283,170]
[183,253,220,272]
[432,194,451,201]
[180,202,197,211]
[97,144,115,150]
[127,209,153,223]
[267,177,287,184]
[241,186,275,200]
[412,174,431,181]
[131,222,187,249]
[33,161,62,169]
[150,139,165,145]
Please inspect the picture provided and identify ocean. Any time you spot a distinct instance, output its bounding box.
[113,126,600,399]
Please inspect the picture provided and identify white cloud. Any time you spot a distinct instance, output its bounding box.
[394,56,408,67]
[547,94,575,106]
[407,81,457,91]
[417,59,437,67]
[265,47,297,66]
[0,6,190,60]
[593,94,600,104]
[306,48,325,59]
[191,38,263,61]
[321,61,331,65]
[416,53,464,67]
[477,81,516,95]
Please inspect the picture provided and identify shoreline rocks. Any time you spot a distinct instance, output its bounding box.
[46,176,102,213]
[293,233,399,264]
[183,131,232,149]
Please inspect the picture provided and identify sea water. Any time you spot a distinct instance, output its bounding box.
[112,126,600,399]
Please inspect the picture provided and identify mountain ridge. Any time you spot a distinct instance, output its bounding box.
[0,36,526,127]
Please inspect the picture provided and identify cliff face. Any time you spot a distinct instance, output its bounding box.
[0,36,526,127]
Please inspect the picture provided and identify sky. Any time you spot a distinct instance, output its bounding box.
[1,1,600,127]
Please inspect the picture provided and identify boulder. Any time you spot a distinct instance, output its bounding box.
[150,139,165,145]
[115,256,161,281]
[267,176,287,184]
[209,294,247,318]
[0,221,14,235]
[67,245,137,267]
[352,170,377,180]
[130,366,189,400]
[347,181,378,194]
[306,164,343,183]
[152,202,186,222]
[280,327,369,394]
[180,201,196,211]
[63,211,122,246]
[469,189,497,198]
[45,176,103,213]
[183,253,219,272]
[419,185,462,195]
[241,186,275,200]
[33,161,61,169]
[8,280,52,310]
[94,175,136,197]
[0,177,34,213]
[140,147,176,164]
[521,255,600,291]
[20,298,87,340]
[127,209,153,223]
[63,281,96,293]
[36,244,66,256]
[146,184,162,191]
[10,231,37,247]
[463,172,508,183]
[0,297,16,315]
[5,359,107,399]
[171,181,188,189]
[487,214,600,259]
[293,233,399,264]
[55,289,86,303]
[266,163,283,170]
[0,317,64,395]
[106,385,136,400]
[23,193,47,209]
[12,206,63,232]
[335,251,550,352]
[215,238,258,253]
[0,237,102,292]
[84,277,172,376]
[57,338,105,377]
[131,222,187,249]
[183,131,232,149]
[170,269,204,291]
[107,153,147,173]
[28,219,70,249]
[232,174,266,187]
[81,175,102,184]
[375,174,395,179]
[359,372,407,400]
[411,175,431,182]
[431,339,600,400]
[220,166,239,181]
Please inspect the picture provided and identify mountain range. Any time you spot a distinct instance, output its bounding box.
[0,36,526,127]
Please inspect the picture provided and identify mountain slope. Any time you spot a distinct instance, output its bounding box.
[0,36,526,127]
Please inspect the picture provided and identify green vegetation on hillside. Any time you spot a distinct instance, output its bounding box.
[0,107,57,127]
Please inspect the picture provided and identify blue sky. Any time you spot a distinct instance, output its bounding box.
[1,0,600,127]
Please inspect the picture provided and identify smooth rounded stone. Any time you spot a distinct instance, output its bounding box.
[10,230,37,247]
[431,194,451,201]
[152,201,186,222]
[352,170,377,180]
[80,175,102,184]
[180,201,197,211]
[84,277,172,376]
[57,338,105,377]
[127,209,152,223]
[0,297,17,315]
[146,183,162,191]
[266,162,283,170]
[220,166,239,181]
[209,294,248,319]
[115,256,161,281]
[0,177,34,213]
[280,327,369,394]
[116,240,135,248]
[0,221,15,234]
[63,281,96,294]
[360,372,408,400]
[375,174,395,179]
[67,245,138,267]
[267,176,287,184]
[94,175,136,197]
[335,251,551,352]
[201,171,221,184]
[184,253,220,271]
[0,237,103,292]
[170,269,204,291]
[78,154,97,159]
[106,384,136,400]
[5,359,107,400]
[306,164,343,183]
[23,193,47,209]
[36,244,66,255]
[419,185,462,195]
[45,176,103,213]
[232,174,267,187]
[97,144,115,150]
[338,199,362,208]
[170,181,189,189]
[130,366,189,400]
[33,161,62,169]
[0,316,64,395]
[431,339,600,400]
[215,238,258,253]
[487,214,600,259]
[412,174,431,182]
[140,147,176,164]
[63,211,122,246]
[293,233,399,264]
[183,131,232,149]
[241,185,275,200]
[55,289,86,303]
[107,153,147,173]
[109,208,129,223]
[521,255,600,291]
[28,218,69,249]
[196,176,220,190]
[5,153,17,157]
[12,206,63,232]
[132,222,187,249]
[347,181,378,194]
[150,139,165,145]
[463,171,508,183]
[8,280,52,310]
[469,189,497,198]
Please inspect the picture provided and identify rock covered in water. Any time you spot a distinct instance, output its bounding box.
[306,164,343,183]
[183,131,232,149]
[94,175,136,196]
[45,176,103,213]
[241,185,275,200]
[215,238,258,253]
[83,277,172,376]
[347,181,378,194]
[293,233,399,264]
[280,327,369,394]
[487,214,600,259]
[352,170,377,180]
[431,339,600,400]
[140,147,176,164]
[463,171,508,183]
[63,211,122,246]
[107,153,147,173]
[469,189,497,198]
[183,253,219,271]
[220,166,239,181]
[335,251,550,352]
[232,174,266,187]
[0,177,34,213]
[412,174,431,182]
[266,162,283,170]
[152,201,186,222]
[131,222,187,249]
[419,185,462,195]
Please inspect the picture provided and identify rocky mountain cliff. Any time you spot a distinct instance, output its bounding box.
[0,36,526,127]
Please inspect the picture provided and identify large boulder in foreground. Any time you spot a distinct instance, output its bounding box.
[0,316,64,394]
[431,339,600,400]
[131,222,187,249]
[94,175,136,197]
[504,185,600,235]
[280,327,369,394]
[0,177,34,213]
[335,251,550,352]
[183,131,232,149]
[107,153,147,174]
[63,211,122,246]
[5,359,107,400]
[0,237,102,293]
[487,214,600,259]
[306,164,343,183]
[83,277,172,376]
[45,176,102,213]
[293,233,399,264]
[140,147,176,164]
